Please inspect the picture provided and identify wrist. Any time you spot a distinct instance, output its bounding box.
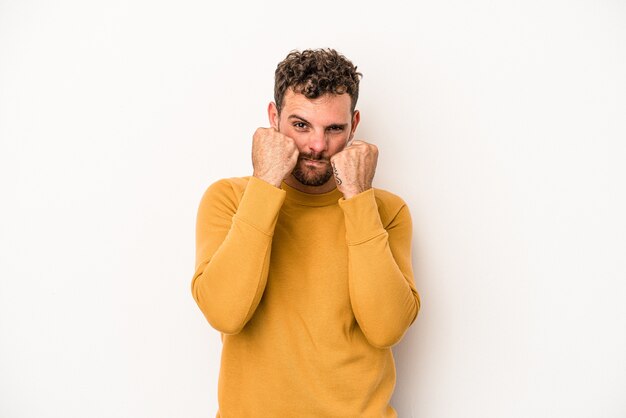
[340,186,371,200]
[253,172,282,188]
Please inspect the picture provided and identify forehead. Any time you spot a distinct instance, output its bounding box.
[281,89,353,124]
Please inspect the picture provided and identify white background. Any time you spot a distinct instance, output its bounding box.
[1,0,625,417]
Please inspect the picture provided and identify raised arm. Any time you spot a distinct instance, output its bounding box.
[331,140,420,348]
[191,127,298,334]
[191,177,285,334]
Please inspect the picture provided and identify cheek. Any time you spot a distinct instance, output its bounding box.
[328,137,349,154]
[291,136,308,153]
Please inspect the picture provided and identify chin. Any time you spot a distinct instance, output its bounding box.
[293,165,333,187]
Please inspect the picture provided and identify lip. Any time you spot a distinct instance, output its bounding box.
[301,159,328,167]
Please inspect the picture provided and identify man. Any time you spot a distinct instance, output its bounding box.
[191,48,420,417]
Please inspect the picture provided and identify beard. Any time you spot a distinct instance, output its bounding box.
[291,152,333,187]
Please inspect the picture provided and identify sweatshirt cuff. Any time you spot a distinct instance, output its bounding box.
[338,188,386,244]
[235,176,286,235]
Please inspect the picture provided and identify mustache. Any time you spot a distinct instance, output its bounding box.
[298,152,329,162]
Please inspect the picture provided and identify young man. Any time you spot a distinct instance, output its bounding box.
[192,48,420,417]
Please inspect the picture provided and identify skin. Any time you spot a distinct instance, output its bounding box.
[252,88,379,199]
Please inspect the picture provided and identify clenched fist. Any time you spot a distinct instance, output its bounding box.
[330,140,378,199]
[252,127,299,187]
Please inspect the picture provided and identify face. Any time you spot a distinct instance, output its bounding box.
[268,89,360,193]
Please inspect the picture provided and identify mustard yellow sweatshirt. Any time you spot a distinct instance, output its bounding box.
[191,176,420,418]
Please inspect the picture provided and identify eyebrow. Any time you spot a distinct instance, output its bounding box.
[287,114,349,130]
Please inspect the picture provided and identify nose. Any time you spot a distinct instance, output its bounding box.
[305,129,327,155]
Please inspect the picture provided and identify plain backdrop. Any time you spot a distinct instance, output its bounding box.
[1,0,625,417]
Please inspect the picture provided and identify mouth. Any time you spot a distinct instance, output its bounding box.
[300,158,328,167]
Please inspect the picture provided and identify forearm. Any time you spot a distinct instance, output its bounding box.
[192,218,274,334]
[339,189,420,348]
[347,235,420,348]
[191,177,286,334]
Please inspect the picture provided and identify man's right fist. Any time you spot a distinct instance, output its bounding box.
[252,127,299,188]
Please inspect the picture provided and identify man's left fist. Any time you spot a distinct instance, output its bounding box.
[330,140,378,199]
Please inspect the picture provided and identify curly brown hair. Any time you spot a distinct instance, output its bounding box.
[274,48,362,114]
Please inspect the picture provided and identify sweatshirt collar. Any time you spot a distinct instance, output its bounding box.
[281,181,343,207]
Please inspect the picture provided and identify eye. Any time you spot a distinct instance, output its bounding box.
[327,125,344,133]
[293,122,308,130]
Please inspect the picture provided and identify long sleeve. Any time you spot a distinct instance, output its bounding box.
[338,188,421,348]
[191,176,286,334]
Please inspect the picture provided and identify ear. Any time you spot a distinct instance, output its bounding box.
[349,109,361,140]
[268,102,279,129]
